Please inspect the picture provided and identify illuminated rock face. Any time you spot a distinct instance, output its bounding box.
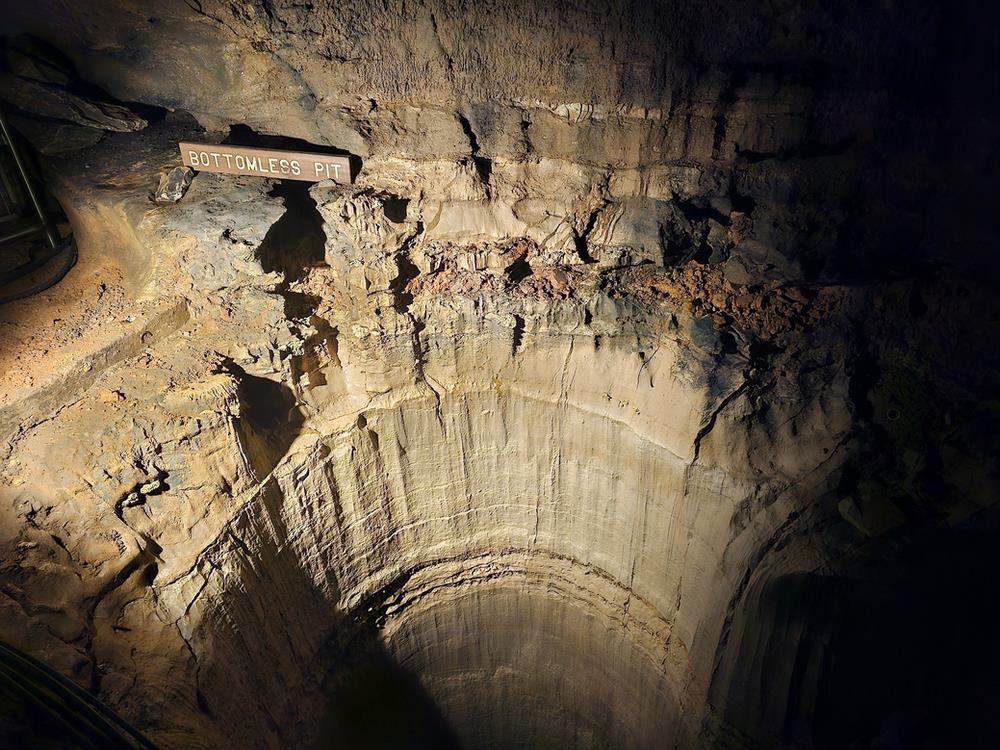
[0,3,998,750]
[0,122,839,749]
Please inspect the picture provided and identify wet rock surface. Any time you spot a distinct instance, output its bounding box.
[0,3,997,749]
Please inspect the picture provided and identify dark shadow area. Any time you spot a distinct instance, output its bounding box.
[308,571,463,749]
[506,255,533,284]
[0,639,158,750]
[217,358,304,479]
[185,488,463,750]
[711,509,1000,750]
[383,196,409,223]
[456,112,491,190]
[255,180,326,282]
[254,179,329,320]
[312,647,464,750]
[811,519,1000,750]
[0,34,168,127]
[389,252,421,313]
[238,369,301,432]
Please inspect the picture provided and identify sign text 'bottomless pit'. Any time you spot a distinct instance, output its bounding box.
[179,142,352,184]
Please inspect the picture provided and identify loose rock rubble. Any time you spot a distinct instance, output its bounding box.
[153,166,194,204]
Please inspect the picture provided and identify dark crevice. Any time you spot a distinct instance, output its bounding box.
[196,689,216,718]
[383,197,410,223]
[719,330,739,356]
[142,563,159,586]
[661,219,708,266]
[673,197,730,227]
[512,315,525,355]
[711,113,728,159]
[690,378,751,463]
[457,112,492,189]
[728,176,757,215]
[471,156,492,187]
[282,290,323,319]
[216,359,303,478]
[506,255,533,285]
[257,180,326,281]
[390,250,421,313]
[122,99,168,125]
[661,196,735,267]
[456,112,480,154]
[218,359,301,433]
[574,207,602,264]
[351,570,414,630]
[846,334,880,423]
[0,34,168,125]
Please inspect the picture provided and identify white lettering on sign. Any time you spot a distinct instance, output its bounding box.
[312,161,342,180]
[179,142,352,184]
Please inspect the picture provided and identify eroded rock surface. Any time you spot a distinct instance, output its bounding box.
[0,3,998,749]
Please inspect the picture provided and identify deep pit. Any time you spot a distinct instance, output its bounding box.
[1,2,998,749]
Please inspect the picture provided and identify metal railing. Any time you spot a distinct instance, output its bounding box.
[0,105,77,303]
[0,639,159,749]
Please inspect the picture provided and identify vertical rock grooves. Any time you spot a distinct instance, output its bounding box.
[1,114,995,748]
[0,131,836,746]
[1,2,997,749]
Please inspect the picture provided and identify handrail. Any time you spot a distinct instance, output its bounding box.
[0,640,158,750]
[0,105,59,249]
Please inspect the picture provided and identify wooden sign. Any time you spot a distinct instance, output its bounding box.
[179,142,352,184]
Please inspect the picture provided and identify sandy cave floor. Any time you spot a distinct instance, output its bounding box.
[0,244,132,404]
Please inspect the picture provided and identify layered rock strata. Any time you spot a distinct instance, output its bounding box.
[0,2,997,748]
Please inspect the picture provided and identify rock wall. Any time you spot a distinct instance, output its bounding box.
[0,2,997,749]
[8,0,994,281]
